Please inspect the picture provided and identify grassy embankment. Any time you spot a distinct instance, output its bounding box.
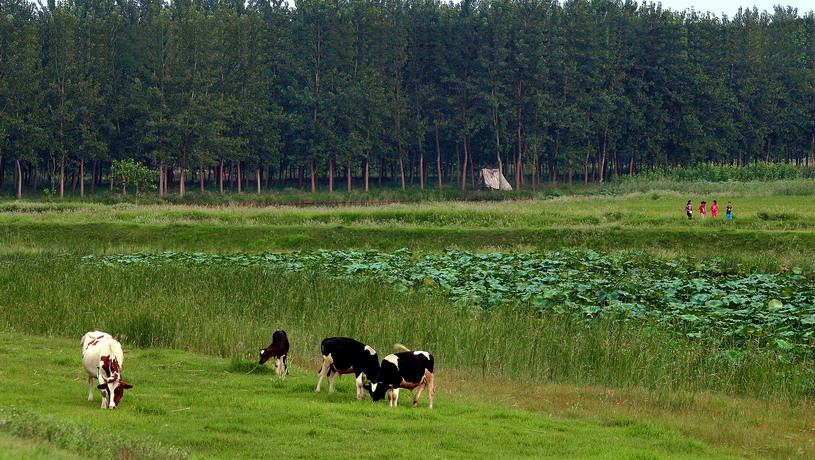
[1,193,815,271]
[0,332,736,459]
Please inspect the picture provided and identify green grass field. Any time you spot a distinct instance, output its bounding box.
[0,333,739,459]
[1,194,814,271]
[1,187,814,458]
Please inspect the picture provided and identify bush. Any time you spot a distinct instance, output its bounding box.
[624,163,813,182]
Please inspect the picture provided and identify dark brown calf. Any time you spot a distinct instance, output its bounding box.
[259,329,289,376]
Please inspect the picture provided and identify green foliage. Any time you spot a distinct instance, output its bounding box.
[85,249,815,359]
[625,163,815,182]
[3,0,815,196]
[110,159,157,196]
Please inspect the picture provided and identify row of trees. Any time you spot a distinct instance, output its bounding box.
[1,0,815,198]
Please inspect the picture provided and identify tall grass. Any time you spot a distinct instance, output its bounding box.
[1,255,810,402]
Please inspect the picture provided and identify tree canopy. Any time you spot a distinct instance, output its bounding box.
[1,0,814,196]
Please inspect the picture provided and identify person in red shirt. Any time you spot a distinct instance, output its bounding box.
[699,201,707,219]
[710,200,719,218]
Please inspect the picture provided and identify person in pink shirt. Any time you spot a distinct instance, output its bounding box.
[699,201,707,218]
[710,200,719,218]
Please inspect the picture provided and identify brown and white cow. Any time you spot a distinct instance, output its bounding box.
[259,329,290,376]
[81,331,133,409]
[315,337,380,400]
[364,344,435,409]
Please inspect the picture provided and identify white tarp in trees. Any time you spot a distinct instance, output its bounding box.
[479,168,513,191]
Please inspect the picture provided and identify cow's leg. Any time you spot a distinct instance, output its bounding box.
[315,356,332,393]
[391,388,400,407]
[274,356,283,376]
[87,376,94,401]
[413,382,426,407]
[283,354,289,376]
[355,373,365,400]
[426,372,435,409]
[328,370,336,392]
[96,369,107,408]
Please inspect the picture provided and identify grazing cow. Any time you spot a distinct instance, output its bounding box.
[259,329,290,376]
[315,337,380,400]
[81,331,133,409]
[364,344,435,409]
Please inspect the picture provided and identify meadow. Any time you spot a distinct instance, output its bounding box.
[1,184,814,458]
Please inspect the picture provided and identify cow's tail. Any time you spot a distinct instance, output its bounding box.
[394,344,411,352]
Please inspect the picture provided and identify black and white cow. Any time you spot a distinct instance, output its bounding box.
[315,337,380,400]
[259,329,290,376]
[364,344,435,409]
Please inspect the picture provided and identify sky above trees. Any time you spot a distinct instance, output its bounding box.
[653,0,810,16]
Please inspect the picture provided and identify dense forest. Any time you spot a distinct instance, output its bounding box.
[1,0,814,197]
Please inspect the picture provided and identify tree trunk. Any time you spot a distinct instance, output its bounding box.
[159,165,164,196]
[435,122,442,188]
[516,115,522,190]
[469,150,476,187]
[256,169,261,194]
[399,157,406,190]
[310,161,316,193]
[0,152,4,189]
[31,168,37,194]
[59,154,65,198]
[179,168,185,198]
[419,153,424,190]
[364,156,370,191]
[346,162,352,192]
[16,159,22,199]
[598,130,608,184]
[237,162,242,193]
[80,158,85,197]
[461,135,469,190]
[91,161,97,193]
[219,160,224,193]
[329,159,334,192]
[765,137,771,164]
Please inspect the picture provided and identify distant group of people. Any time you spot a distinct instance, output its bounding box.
[685,200,732,220]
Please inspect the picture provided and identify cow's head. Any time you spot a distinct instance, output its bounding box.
[97,381,133,409]
[98,355,131,409]
[258,348,272,365]
[363,382,389,402]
